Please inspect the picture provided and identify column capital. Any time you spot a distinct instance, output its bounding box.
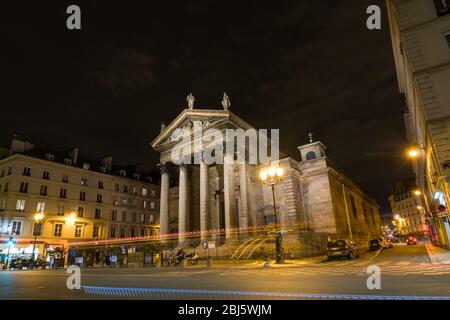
[157,163,170,174]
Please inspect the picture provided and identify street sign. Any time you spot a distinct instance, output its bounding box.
[207,241,215,249]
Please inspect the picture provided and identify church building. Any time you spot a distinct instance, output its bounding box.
[151,95,382,257]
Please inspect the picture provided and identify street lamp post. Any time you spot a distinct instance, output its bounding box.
[259,162,284,264]
[32,212,44,261]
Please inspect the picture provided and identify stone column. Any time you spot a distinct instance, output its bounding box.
[159,164,170,238]
[223,153,233,239]
[178,165,188,246]
[200,161,210,241]
[239,164,249,230]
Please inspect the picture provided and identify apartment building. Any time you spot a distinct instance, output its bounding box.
[0,136,159,262]
[387,0,450,248]
[389,180,428,236]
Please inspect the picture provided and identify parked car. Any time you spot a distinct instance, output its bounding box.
[8,258,33,270]
[406,236,418,245]
[369,239,382,251]
[327,240,359,260]
[30,259,49,269]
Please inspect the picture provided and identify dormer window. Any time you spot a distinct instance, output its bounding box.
[133,173,140,180]
[64,158,72,166]
[434,0,449,17]
[119,170,126,177]
[45,153,55,161]
[83,163,90,170]
[99,166,106,173]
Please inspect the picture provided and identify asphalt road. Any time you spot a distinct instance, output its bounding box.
[1,244,449,300]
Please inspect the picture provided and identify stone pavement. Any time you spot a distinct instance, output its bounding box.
[425,242,450,264]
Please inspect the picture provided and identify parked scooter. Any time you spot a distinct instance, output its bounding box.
[185,252,199,265]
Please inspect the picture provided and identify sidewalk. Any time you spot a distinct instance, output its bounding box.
[424,243,450,264]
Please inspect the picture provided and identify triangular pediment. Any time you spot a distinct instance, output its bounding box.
[151,108,254,151]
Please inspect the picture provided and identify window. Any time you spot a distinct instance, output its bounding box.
[42,171,50,180]
[80,178,87,186]
[122,211,127,222]
[0,169,4,177]
[98,181,104,189]
[119,170,126,177]
[132,199,138,208]
[150,190,156,197]
[131,227,135,237]
[120,227,126,238]
[54,223,63,237]
[64,158,72,166]
[142,200,147,209]
[93,225,100,238]
[150,202,155,210]
[16,199,26,211]
[59,188,67,198]
[57,205,65,216]
[33,222,43,236]
[8,167,12,175]
[36,202,45,212]
[132,186,138,195]
[11,220,22,235]
[149,214,154,223]
[122,199,128,206]
[110,227,116,238]
[434,0,449,17]
[0,199,6,210]
[446,32,450,48]
[305,151,317,161]
[4,182,8,192]
[111,210,117,221]
[40,185,48,196]
[62,175,69,183]
[83,163,90,170]
[77,207,84,217]
[23,167,31,176]
[97,194,103,203]
[123,185,128,193]
[140,229,145,237]
[132,211,137,223]
[142,188,148,197]
[79,191,86,201]
[19,182,28,193]
[133,173,140,180]
[350,195,358,221]
[95,208,101,219]
[140,213,145,223]
[45,153,55,161]
[75,225,83,237]
[115,184,120,192]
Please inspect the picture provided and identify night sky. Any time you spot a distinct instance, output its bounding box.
[0,1,413,212]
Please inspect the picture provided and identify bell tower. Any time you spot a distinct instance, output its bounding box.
[297,134,327,162]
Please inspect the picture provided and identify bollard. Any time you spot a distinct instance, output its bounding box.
[207,257,212,268]
[263,256,270,268]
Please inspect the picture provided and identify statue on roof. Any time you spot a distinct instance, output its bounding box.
[221,92,231,111]
[186,93,195,109]
[160,122,166,133]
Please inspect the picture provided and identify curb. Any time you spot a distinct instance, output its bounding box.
[424,243,440,265]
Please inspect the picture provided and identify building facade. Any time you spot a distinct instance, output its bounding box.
[0,136,159,264]
[152,104,382,257]
[387,0,450,248]
[389,180,428,237]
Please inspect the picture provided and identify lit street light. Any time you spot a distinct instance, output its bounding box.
[32,212,45,261]
[259,162,284,264]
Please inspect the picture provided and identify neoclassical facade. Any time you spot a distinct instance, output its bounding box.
[152,103,382,251]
